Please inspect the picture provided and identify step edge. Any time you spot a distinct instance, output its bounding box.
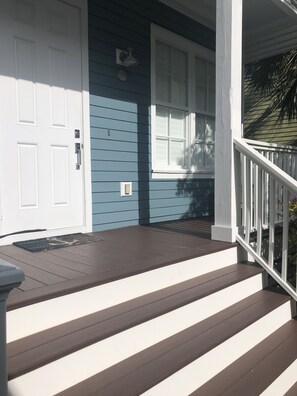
[7,245,238,311]
[7,247,239,342]
[260,359,297,396]
[191,319,297,396]
[8,263,263,351]
[139,301,293,396]
[10,296,290,396]
[8,272,264,379]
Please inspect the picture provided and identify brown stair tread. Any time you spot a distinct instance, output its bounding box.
[55,289,290,396]
[191,318,297,396]
[8,263,263,380]
[6,228,235,312]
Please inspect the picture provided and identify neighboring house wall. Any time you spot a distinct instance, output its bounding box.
[244,70,297,146]
[244,93,297,146]
[88,0,215,231]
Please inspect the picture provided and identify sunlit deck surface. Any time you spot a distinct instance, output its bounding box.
[2,217,234,310]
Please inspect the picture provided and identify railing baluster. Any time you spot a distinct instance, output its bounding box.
[234,148,242,230]
[242,155,247,232]
[264,166,269,227]
[245,158,252,243]
[256,168,263,256]
[282,188,289,282]
[286,153,290,175]
[274,152,280,223]
[253,164,258,231]
[288,153,292,177]
[268,177,276,268]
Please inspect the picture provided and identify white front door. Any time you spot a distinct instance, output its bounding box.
[0,0,85,237]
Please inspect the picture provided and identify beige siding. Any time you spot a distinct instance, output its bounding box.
[244,85,297,146]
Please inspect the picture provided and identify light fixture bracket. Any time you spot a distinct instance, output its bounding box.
[116,48,139,67]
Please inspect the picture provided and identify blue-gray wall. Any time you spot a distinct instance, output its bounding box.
[88,0,215,231]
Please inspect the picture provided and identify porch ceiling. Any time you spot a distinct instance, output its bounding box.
[160,0,297,62]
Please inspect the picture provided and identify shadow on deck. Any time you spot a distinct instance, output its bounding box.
[1,217,234,310]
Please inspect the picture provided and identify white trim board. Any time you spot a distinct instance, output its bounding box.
[158,0,215,30]
[60,0,92,234]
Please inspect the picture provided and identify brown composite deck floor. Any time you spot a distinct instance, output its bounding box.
[1,218,234,310]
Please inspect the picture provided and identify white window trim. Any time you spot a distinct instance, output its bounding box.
[151,171,214,180]
[151,24,215,179]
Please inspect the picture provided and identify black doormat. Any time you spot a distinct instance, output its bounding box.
[13,233,103,252]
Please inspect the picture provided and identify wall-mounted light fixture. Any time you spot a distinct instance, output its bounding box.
[116,47,139,67]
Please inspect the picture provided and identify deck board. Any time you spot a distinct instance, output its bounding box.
[3,218,234,310]
[0,247,81,279]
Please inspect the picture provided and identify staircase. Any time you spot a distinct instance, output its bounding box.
[6,246,297,395]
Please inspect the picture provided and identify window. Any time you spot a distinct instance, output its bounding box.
[151,26,215,177]
[194,58,215,172]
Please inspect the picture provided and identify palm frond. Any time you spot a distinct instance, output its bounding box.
[245,50,297,122]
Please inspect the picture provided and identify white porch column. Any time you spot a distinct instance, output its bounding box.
[211,0,243,243]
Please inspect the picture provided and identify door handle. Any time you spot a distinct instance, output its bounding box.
[75,143,81,170]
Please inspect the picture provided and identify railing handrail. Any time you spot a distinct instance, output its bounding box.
[234,137,297,194]
[243,138,297,154]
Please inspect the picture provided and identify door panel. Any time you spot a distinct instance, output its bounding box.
[15,38,37,125]
[0,0,85,235]
[51,146,69,206]
[18,144,39,208]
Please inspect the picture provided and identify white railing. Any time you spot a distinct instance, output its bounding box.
[234,138,297,301]
[243,139,297,229]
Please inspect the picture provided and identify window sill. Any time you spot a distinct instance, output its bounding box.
[151,170,214,180]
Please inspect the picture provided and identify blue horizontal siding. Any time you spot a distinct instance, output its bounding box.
[91,139,150,153]
[89,72,150,95]
[93,210,144,225]
[90,107,150,125]
[90,95,149,115]
[91,130,150,145]
[150,204,212,218]
[93,220,139,232]
[89,84,151,106]
[91,180,212,193]
[92,181,141,193]
[92,171,141,183]
[150,196,213,209]
[91,150,139,162]
[92,161,149,172]
[149,211,213,224]
[91,129,139,144]
[89,0,215,230]
[92,196,212,211]
[90,117,149,133]
[93,200,144,214]
[93,192,137,203]
[150,188,212,200]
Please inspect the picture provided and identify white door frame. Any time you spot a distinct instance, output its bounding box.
[65,0,92,235]
[0,0,92,245]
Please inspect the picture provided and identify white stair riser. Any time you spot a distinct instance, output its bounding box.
[8,273,263,396]
[7,247,238,342]
[141,301,293,396]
